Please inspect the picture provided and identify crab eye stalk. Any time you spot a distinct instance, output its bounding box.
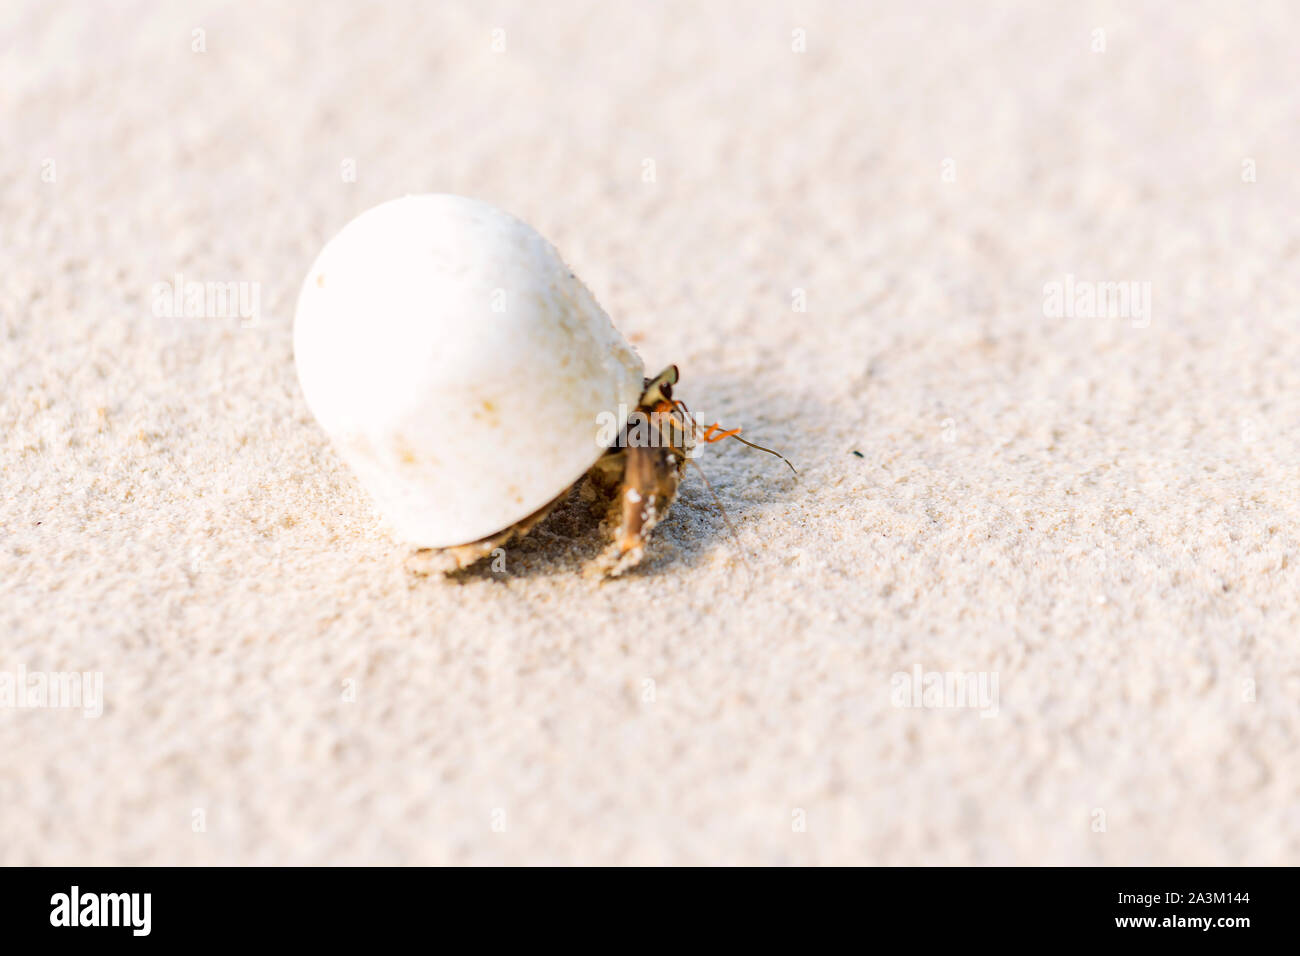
[640,365,681,408]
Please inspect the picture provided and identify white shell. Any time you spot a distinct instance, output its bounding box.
[294,194,645,548]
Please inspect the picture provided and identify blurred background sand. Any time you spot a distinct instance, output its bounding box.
[2,0,1298,864]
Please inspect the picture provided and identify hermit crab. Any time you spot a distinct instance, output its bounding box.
[293,194,791,577]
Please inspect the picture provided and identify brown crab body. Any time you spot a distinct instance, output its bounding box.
[408,367,690,577]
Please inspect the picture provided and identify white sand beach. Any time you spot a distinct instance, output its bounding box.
[2,0,1297,864]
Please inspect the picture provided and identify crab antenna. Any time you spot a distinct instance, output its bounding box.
[673,398,797,477]
[669,397,700,431]
[727,434,798,476]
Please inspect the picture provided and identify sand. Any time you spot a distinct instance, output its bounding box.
[2,0,1298,864]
